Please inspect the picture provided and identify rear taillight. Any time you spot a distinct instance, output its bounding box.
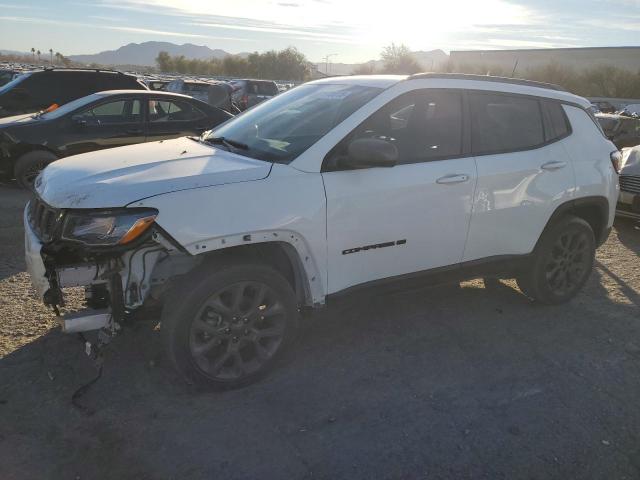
[610,150,622,174]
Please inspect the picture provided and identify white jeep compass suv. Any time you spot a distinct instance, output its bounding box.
[25,74,620,388]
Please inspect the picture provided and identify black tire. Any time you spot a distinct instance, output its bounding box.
[14,150,57,189]
[161,261,299,389]
[516,215,595,304]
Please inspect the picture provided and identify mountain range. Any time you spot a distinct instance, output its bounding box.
[65,41,449,73]
[69,41,233,66]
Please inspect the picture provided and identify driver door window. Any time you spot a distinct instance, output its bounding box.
[326,90,463,170]
[76,99,141,125]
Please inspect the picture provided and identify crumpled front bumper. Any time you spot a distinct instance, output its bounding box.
[23,205,50,300]
[24,204,113,333]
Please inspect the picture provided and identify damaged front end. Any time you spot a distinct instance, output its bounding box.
[24,195,198,337]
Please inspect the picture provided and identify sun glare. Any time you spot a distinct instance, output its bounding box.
[118,0,533,51]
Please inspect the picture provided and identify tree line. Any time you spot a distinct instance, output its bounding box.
[156,47,310,81]
[0,50,73,67]
[355,43,640,98]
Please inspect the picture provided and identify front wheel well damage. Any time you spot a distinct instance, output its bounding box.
[192,242,312,307]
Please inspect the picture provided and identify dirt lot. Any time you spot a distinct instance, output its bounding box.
[1,184,639,480]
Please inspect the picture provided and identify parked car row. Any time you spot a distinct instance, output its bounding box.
[0,67,291,188]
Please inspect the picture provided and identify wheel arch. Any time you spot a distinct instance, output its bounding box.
[190,233,324,307]
[538,196,610,249]
[12,144,59,174]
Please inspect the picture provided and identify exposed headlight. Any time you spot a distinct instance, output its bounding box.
[61,209,158,246]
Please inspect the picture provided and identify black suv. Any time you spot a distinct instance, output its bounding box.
[0,69,147,118]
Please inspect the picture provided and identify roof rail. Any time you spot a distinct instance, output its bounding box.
[41,66,126,74]
[407,73,566,92]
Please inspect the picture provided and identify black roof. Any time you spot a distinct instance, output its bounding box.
[408,73,566,92]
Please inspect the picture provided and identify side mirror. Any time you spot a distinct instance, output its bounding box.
[342,137,398,169]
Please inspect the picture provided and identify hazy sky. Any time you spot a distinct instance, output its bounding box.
[1,0,639,63]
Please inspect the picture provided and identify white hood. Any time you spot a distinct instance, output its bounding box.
[36,137,272,208]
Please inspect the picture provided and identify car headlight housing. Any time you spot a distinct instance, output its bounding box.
[61,209,158,246]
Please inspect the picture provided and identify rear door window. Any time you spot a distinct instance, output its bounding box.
[148,100,205,122]
[470,92,544,155]
[542,100,570,140]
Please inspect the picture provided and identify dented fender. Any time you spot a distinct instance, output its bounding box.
[128,163,328,305]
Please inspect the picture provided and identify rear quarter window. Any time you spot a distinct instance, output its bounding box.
[544,101,571,139]
[470,92,544,155]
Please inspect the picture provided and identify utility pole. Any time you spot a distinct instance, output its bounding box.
[322,53,338,75]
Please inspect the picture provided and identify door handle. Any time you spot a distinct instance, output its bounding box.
[541,160,567,171]
[436,174,470,185]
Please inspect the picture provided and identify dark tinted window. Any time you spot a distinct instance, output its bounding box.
[19,74,49,104]
[543,101,570,139]
[54,72,98,102]
[248,81,278,96]
[96,73,141,91]
[149,100,205,122]
[348,89,463,164]
[470,92,544,154]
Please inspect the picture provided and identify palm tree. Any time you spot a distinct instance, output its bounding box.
[30,47,35,62]
[49,48,53,64]
[55,52,62,65]
[36,50,41,62]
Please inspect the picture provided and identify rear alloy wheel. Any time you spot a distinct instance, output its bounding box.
[162,263,298,389]
[517,215,595,304]
[14,151,58,189]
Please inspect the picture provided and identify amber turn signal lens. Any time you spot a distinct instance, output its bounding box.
[118,216,156,244]
[44,103,59,113]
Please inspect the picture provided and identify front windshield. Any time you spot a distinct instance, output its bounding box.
[39,93,105,119]
[206,83,383,164]
[0,72,29,95]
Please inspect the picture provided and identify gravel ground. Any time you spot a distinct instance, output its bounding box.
[1,184,639,480]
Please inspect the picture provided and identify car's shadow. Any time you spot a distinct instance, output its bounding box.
[614,217,640,256]
[2,271,640,479]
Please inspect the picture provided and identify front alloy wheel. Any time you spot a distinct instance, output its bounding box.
[189,281,287,381]
[162,262,298,389]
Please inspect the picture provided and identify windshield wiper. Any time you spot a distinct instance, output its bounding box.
[205,136,249,151]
